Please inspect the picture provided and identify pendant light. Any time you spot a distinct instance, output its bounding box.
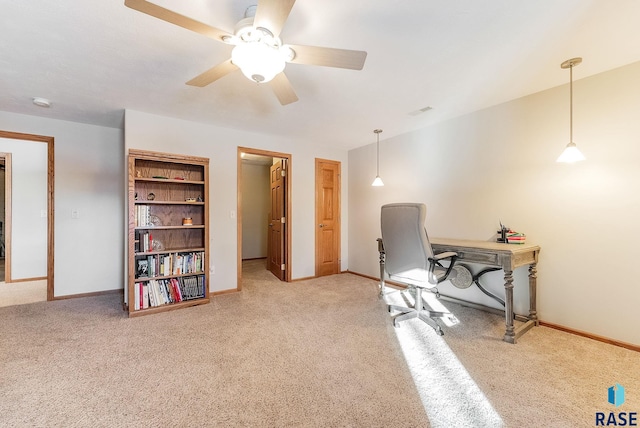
[556,57,586,163]
[371,129,384,186]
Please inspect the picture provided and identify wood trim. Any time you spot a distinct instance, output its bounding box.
[210,288,240,296]
[128,148,209,164]
[47,137,54,300]
[242,257,267,261]
[7,276,47,283]
[237,147,292,291]
[52,288,123,300]
[291,275,317,282]
[0,131,54,299]
[540,321,640,353]
[2,152,11,283]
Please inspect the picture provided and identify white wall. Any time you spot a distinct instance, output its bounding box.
[241,163,270,259]
[0,111,124,296]
[348,61,640,346]
[124,109,349,292]
[0,138,47,279]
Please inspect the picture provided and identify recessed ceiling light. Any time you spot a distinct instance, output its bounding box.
[32,97,51,108]
[408,106,433,116]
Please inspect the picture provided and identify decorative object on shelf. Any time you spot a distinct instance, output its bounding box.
[134,192,138,200]
[152,239,164,251]
[185,197,196,202]
[136,170,142,178]
[556,57,586,163]
[152,175,169,179]
[147,192,155,201]
[197,195,203,202]
[182,217,193,226]
[149,215,162,227]
[371,129,384,187]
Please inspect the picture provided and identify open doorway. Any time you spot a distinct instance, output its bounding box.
[237,147,291,290]
[0,130,54,305]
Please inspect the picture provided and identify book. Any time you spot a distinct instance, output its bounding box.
[136,259,149,278]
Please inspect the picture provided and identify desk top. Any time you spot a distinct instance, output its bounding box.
[431,237,540,254]
[431,238,540,269]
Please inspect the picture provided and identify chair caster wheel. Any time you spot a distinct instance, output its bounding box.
[435,327,444,336]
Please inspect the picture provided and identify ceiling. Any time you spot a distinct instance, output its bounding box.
[1,1,640,150]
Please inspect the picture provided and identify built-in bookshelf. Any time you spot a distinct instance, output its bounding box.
[127,149,209,317]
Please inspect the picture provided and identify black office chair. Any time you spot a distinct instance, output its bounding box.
[378,203,460,335]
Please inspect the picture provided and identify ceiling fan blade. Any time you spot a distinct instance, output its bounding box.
[124,0,231,41]
[186,59,238,87]
[254,0,296,37]
[288,44,367,70]
[270,73,299,105]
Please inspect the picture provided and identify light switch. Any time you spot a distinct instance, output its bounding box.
[71,209,80,219]
[230,210,236,219]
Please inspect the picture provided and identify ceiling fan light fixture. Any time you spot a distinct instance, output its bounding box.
[232,41,286,83]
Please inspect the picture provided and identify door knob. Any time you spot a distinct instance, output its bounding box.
[319,224,325,228]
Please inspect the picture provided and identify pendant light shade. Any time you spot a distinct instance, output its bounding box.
[371,129,384,186]
[556,58,586,163]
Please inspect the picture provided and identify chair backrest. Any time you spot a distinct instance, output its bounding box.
[380,203,434,275]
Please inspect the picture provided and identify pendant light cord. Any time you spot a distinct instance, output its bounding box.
[376,133,380,176]
[570,64,573,144]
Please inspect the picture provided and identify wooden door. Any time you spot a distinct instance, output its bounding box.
[315,159,340,277]
[268,159,286,280]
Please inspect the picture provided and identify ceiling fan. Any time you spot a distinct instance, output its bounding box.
[124,0,367,105]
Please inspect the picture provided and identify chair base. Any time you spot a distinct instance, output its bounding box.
[387,287,449,336]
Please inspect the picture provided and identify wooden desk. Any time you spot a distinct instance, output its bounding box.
[430,238,540,344]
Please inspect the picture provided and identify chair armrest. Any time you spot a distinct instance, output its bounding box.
[428,251,459,284]
[431,251,457,261]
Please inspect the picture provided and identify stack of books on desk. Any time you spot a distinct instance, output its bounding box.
[506,232,526,244]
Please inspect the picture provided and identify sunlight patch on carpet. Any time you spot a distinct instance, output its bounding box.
[387,292,504,427]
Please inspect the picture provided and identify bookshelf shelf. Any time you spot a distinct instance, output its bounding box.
[127,149,210,316]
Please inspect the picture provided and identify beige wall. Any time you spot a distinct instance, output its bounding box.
[241,162,270,259]
[0,111,124,296]
[124,109,349,293]
[348,60,640,346]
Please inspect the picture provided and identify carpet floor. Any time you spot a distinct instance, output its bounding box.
[1,259,638,427]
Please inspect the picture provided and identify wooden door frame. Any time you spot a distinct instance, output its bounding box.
[237,147,292,290]
[0,131,54,299]
[314,158,341,276]
[0,153,11,282]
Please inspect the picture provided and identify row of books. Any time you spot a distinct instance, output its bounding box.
[135,205,152,227]
[133,276,205,310]
[138,231,154,253]
[136,251,205,279]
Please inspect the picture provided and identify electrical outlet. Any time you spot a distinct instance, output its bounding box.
[71,209,80,219]
[210,265,215,274]
[230,210,236,219]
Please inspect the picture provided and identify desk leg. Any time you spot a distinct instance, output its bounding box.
[503,269,516,343]
[529,263,539,325]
